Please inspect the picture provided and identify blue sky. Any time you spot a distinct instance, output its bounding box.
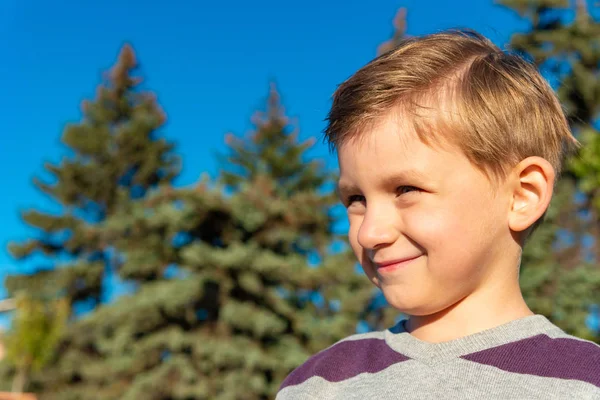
[0,1,526,321]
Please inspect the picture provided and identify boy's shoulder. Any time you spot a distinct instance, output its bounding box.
[467,324,600,386]
[278,326,408,392]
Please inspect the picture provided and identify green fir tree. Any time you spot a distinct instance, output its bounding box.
[19,85,375,399]
[6,43,179,306]
[0,44,181,393]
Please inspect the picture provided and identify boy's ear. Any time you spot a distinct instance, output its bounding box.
[507,156,555,234]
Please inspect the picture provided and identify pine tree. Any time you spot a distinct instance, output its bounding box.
[499,0,600,340]
[0,44,181,393]
[219,83,342,255]
[5,43,180,307]
[218,83,381,342]
[16,85,374,399]
[221,83,328,196]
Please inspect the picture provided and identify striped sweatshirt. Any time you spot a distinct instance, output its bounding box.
[277,315,600,399]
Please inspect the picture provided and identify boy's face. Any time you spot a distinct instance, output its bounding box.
[337,113,517,316]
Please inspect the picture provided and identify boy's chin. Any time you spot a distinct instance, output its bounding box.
[380,287,457,317]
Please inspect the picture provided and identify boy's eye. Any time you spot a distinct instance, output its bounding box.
[345,186,420,206]
[346,194,365,205]
[397,185,420,195]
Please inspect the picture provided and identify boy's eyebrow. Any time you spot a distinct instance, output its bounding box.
[379,170,429,186]
[336,181,358,198]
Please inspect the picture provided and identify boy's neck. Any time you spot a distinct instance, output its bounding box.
[405,281,533,344]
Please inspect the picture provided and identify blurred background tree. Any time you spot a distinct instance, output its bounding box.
[5,43,180,312]
[6,84,376,400]
[0,44,181,394]
[2,294,68,394]
[499,0,600,340]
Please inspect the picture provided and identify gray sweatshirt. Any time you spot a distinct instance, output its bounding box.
[277,315,600,399]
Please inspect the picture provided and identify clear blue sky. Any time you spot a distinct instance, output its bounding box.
[0,0,526,319]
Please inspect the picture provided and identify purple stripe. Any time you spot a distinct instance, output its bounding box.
[462,334,600,388]
[280,338,410,389]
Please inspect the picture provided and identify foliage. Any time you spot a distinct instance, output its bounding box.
[12,86,376,399]
[5,43,179,308]
[1,44,180,394]
[2,294,69,393]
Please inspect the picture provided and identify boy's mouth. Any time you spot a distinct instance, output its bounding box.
[374,255,422,273]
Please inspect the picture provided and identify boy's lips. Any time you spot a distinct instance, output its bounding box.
[374,255,422,273]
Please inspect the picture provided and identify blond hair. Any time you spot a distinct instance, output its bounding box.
[325,29,579,182]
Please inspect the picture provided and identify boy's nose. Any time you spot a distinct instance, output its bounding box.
[357,210,398,250]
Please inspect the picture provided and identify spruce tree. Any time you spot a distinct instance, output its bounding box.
[221,84,328,196]
[0,44,181,393]
[5,43,179,305]
[499,0,600,340]
[18,85,374,399]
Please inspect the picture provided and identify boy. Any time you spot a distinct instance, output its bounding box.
[276,30,600,399]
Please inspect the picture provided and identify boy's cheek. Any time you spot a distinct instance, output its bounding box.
[405,212,482,270]
[403,210,453,242]
[408,202,482,235]
[346,221,362,255]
